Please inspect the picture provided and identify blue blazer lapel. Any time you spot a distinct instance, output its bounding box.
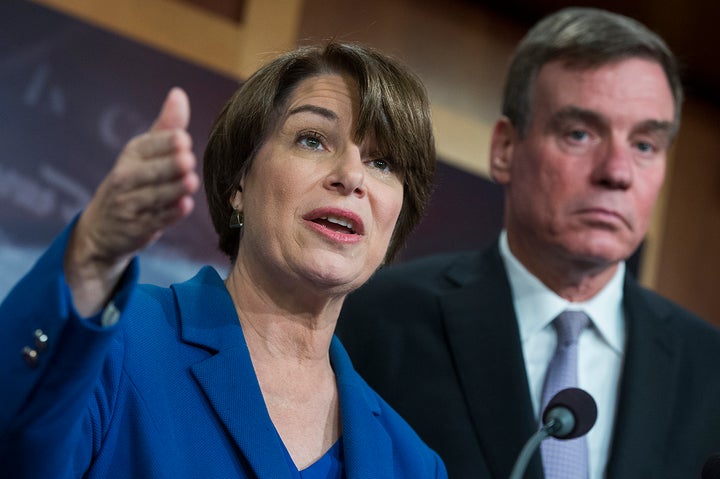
[191,350,293,479]
[331,337,393,479]
[440,246,543,479]
[173,267,294,479]
[605,276,680,477]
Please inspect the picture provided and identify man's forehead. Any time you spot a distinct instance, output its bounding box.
[533,58,674,114]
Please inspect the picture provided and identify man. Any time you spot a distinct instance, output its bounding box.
[336,7,720,479]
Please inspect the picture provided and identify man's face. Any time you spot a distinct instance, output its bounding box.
[492,58,676,272]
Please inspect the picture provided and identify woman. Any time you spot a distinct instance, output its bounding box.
[0,42,445,478]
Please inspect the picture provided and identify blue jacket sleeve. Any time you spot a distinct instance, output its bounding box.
[0,221,139,475]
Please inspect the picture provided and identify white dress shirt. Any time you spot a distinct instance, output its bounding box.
[499,231,626,479]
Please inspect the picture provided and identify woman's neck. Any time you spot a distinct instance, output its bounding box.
[223,261,343,468]
[224,261,341,362]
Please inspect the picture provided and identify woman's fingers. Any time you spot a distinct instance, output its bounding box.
[102,175,199,228]
[86,146,199,256]
[64,88,197,316]
[127,128,193,164]
[113,134,197,191]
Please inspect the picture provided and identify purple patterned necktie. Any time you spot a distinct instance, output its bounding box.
[540,310,591,479]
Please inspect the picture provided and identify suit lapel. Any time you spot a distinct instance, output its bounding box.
[440,246,543,479]
[173,269,397,479]
[437,246,682,477]
[605,277,680,477]
[191,350,292,478]
[173,267,294,479]
[331,337,394,479]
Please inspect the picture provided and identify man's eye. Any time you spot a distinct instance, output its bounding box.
[635,141,655,154]
[568,130,589,141]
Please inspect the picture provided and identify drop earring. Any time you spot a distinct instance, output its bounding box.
[229,209,244,229]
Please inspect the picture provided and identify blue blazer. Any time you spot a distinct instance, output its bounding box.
[0,225,447,479]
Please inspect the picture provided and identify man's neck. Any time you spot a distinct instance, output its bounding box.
[502,231,621,302]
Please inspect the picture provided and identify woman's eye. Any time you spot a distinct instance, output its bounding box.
[297,133,325,151]
[369,158,393,173]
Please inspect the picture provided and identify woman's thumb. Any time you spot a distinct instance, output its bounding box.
[150,87,190,131]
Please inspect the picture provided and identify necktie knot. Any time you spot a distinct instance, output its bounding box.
[553,310,590,346]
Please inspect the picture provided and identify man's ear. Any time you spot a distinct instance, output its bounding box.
[489,117,517,185]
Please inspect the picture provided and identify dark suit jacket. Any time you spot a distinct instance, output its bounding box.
[0,223,447,479]
[336,243,720,479]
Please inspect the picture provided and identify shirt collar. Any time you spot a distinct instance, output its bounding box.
[498,230,625,354]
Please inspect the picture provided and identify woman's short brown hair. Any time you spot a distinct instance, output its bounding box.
[204,42,435,263]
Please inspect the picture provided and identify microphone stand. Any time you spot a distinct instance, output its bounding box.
[508,388,596,479]
[508,418,560,479]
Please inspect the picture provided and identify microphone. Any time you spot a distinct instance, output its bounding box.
[702,453,720,479]
[509,388,597,479]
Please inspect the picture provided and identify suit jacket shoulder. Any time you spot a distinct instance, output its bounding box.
[337,244,539,479]
[339,246,720,479]
[608,274,720,477]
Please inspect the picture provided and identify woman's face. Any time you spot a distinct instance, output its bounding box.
[233,73,404,295]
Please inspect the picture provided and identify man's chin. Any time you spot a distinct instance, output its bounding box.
[567,243,634,270]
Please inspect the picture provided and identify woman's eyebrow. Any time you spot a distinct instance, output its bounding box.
[287,104,338,121]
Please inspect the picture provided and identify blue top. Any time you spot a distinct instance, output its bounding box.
[296,440,343,479]
[0,222,446,479]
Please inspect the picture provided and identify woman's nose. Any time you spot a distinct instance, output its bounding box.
[325,148,366,196]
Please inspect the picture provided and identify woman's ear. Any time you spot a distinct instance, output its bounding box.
[230,187,243,211]
[489,117,517,185]
[230,172,247,208]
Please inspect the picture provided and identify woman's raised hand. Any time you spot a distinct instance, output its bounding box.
[65,88,199,316]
